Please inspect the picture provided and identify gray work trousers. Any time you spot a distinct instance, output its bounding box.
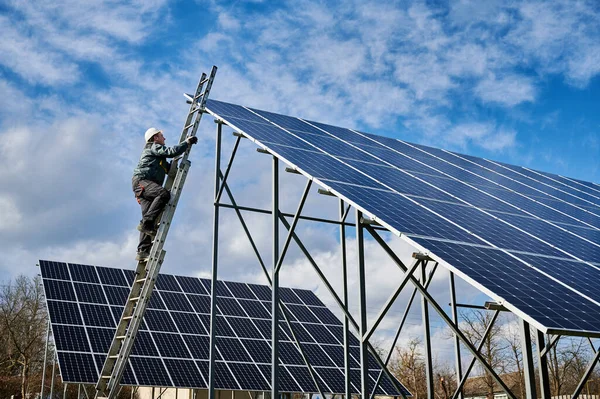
[132,177,171,253]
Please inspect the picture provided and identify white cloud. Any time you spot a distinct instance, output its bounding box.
[445,122,517,151]
[475,74,536,107]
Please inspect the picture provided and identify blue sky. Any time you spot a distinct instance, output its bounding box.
[1,0,599,359]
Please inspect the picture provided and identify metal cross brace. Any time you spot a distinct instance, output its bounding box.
[366,226,517,399]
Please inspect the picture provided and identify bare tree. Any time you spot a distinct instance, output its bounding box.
[389,338,427,398]
[547,337,590,395]
[460,310,509,399]
[0,275,48,399]
[500,316,524,398]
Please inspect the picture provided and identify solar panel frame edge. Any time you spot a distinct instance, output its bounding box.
[404,235,600,338]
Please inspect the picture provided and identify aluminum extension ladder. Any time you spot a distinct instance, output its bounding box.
[95,66,218,399]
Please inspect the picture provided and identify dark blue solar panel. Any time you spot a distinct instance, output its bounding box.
[238,299,270,319]
[73,282,107,304]
[491,212,600,262]
[131,331,159,356]
[43,279,76,301]
[217,297,247,316]
[226,317,263,339]
[216,337,251,362]
[58,352,98,383]
[228,362,270,390]
[187,294,211,314]
[411,238,600,333]
[315,367,346,394]
[294,289,325,306]
[80,304,114,327]
[153,332,191,358]
[321,344,359,368]
[87,327,113,353]
[207,99,269,124]
[47,300,83,325]
[130,357,171,386]
[241,338,271,363]
[159,291,193,312]
[183,335,214,360]
[258,364,303,393]
[224,281,256,299]
[308,120,380,147]
[199,279,233,297]
[40,260,70,280]
[302,343,335,367]
[68,263,100,283]
[103,286,129,306]
[327,181,485,244]
[289,322,316,343]
[143,310,177,332]
[279,287,303,304]
[310,307,342,326]
[285,365,318,392]
[176,276,207,294]
[96,266,128,286]
[266,143,384,189]
[248,283,272,301]
[327,326,360,346]
[94,355,137,385]
[42,261,405,393]
[164,359,206,388]
[213,361,240,390]
[171,311,207,334]
[156,274,182,292]
[225,117,316,150]
[52,325,90,352]
[303,324,340,345]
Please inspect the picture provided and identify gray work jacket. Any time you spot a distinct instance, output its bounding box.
[132,141,189,185]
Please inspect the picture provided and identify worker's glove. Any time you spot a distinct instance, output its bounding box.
[187,136,198,145]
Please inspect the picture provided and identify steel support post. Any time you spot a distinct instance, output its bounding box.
[572,348,600,399]
[63,383,68,399]
[271,156,280,399]
[41,319,51,399]
[339,199,351,399]
[356,210,369,399]
[421,262,434,399]
[50,351,57,399]
[520,320,537,399]
[208,121,223,399]
[449,273,463,399]
[536,330,551,399]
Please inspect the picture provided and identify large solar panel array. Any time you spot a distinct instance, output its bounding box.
[205,99,600,337]
[40,260,407,395]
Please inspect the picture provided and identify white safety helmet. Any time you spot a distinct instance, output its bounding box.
[144,127,162,143]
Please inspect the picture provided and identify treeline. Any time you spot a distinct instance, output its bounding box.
[388,310,600,399]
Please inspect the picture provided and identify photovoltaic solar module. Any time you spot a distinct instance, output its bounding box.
[40,260,407,395]
[205,99,600,337]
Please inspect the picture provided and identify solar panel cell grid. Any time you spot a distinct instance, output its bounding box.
[58,352,98,383]
[74,282,107,304]
[69,263,100,283]
[176,276,207,294]
[40,260,70,280]
[42,261,406,394]
[44,279,76,301]
[156,274,183,292]
[160,291,194,312]
[96,266,128,286]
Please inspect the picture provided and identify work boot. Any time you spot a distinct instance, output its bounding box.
[137,221,156,237]
[136,251,150,262]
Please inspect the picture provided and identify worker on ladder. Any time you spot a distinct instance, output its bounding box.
[132,127,198,261]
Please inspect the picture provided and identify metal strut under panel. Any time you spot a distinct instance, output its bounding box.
[95,66,218,399]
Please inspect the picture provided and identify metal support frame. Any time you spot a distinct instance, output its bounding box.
[536,331,552,399]
[272,156,280,399]
[449,272,463,399]
[50,351,57,399]
[519,320,537,399]
[41,319,51,399]
[208,121,223,399]
[421,262,434,399]
[356,210,370,399]
[199,119,600,399]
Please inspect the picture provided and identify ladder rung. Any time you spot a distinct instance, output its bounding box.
[184,123,194,130]
[135,278,146,283]
[109,355,119,359]
[123,316,133,320]
[130,296,140,302]
[101,376,111,379]
[116,335,126,340]
[200,77,209,84]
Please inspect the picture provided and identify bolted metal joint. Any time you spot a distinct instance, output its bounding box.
[317,188,336,196]
[412,252,433,261]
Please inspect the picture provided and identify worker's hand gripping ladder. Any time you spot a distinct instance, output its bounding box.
[95,66,218,399]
